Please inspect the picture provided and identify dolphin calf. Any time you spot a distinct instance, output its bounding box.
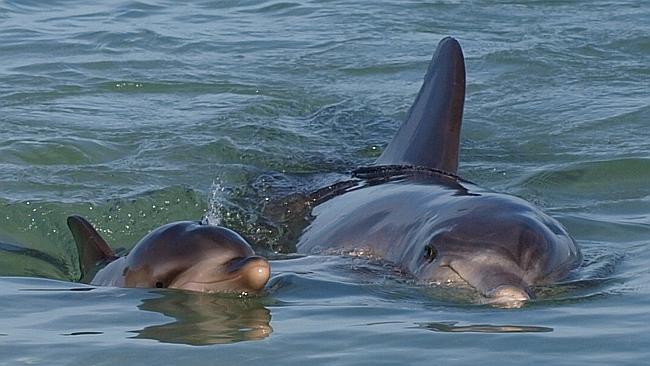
[295,37,581,305]
[67,215,270,294]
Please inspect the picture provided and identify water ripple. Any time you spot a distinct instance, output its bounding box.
[1,0,649,363]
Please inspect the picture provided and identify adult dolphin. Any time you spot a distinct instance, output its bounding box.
[67,215,270,294]
[295,37,581,306]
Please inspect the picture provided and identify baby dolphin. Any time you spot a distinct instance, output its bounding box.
[67,215,270,294]
[295,37,581,306]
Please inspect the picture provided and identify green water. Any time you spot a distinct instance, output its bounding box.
[1,1,649,365]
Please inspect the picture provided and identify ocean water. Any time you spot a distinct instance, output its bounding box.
[1,0,649,365]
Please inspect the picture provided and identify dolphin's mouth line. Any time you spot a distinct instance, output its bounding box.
[440,264,476,291]
[441,263,531,305]
[171,262,270,293]
[438,263,492,297]
[174,273,243,287]
[183,275,240,286]
[168,270,246,293]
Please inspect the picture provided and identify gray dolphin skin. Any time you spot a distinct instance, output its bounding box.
[67,215,270,294]
[296,37,581,306]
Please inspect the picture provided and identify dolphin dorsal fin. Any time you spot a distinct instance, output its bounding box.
[67,215,115,283]
[375,37,466,174]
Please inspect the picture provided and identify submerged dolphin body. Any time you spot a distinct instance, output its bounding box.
[296,38,581,305]
[67,216,270,294]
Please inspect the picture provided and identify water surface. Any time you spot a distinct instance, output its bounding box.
[1,1,649,365]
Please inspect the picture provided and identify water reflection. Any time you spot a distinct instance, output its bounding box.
[132,290,273,346]
[417,321,553,333]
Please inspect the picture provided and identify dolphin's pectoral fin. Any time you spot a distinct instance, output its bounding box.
[375,37,466,175]
[66,215,116,283]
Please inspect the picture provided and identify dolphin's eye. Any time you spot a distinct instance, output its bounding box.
[423,245,437,263]
[155,281,164,288]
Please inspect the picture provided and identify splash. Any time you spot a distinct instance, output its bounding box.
[202,180,226,226]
